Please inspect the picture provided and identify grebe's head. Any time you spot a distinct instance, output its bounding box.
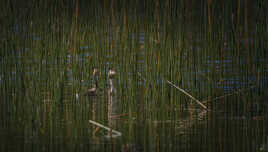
[108,69,116,79]
[93,68,99,77]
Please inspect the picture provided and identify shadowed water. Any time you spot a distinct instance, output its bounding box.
[1,2,268,151]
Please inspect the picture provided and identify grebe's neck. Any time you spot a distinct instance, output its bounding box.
[94,76,98,88]
[109,78,114,91]
[92,69,99,88]
[108,69,116,93]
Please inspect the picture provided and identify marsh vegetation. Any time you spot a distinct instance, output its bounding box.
[1,0,268,151]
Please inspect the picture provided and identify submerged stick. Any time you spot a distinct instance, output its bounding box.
[202,85,256,104]
[137,72,208,110]
[89,120,122,138]
[166,80,208,111]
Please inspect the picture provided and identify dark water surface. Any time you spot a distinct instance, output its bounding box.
[1,3,268,151]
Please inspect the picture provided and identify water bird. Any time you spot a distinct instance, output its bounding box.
[107,69,116,95]
[84,68,100,96]
[107,69,118,123]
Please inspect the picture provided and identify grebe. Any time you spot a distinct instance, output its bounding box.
[107,69,116,95]
[85,68,99,96]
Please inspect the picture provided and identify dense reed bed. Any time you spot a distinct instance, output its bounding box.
[0,0,267,151]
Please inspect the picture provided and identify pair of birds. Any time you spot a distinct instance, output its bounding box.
[85,68,116,96]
